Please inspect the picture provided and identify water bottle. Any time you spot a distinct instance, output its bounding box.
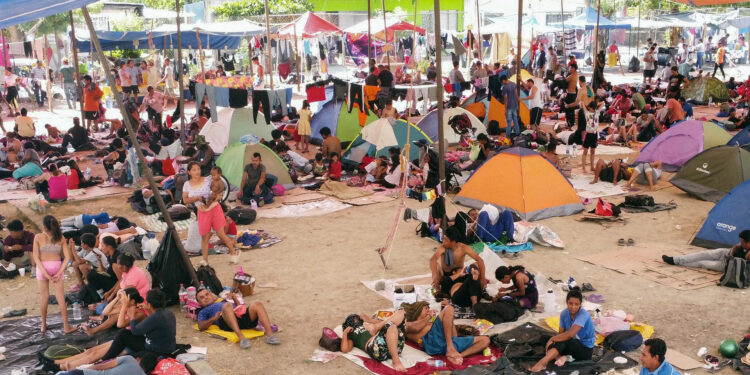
[186,286,197,303]
[72,302,82,321]
[38,194,46,213]
[572,144,577,155]
[199,281,205,291]
[545,289,556,313]
[426,359,444,367]
[141,236,152,260]
[178,284,188,310]
[565,145,570,156]
[84,167,91,181]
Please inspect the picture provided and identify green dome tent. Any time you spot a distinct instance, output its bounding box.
[200,108,275,153]
[682,76,730,104]
[216,143,293,187]
[670,145,750,202]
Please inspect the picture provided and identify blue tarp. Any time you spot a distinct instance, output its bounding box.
[74,30,242,52]
[553,7,631,31]
[692,179,750,248]
[0,0,98,29]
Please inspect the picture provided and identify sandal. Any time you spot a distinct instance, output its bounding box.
[618,238,626,246]
[627,238,635,246]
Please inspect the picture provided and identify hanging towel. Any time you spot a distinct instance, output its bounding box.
[306,86,326,103]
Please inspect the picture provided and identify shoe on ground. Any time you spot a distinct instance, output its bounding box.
[239,338,251,349]
[662,255,675,265]
[264,336,281,345]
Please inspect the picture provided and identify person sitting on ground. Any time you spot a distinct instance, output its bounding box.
[328,152,342,181]
[320,127,342,162]
[430,226,487,294]
[45,124,61,140]
[312,152,327,177]
[463,133,492,171]
[679,97,693,119]
[1,219,35,269]
[196,288,280,349]
[494,265,539,309]
[85,236,122,304]
[624,161,663,191]
[375,147,401,188]
[238,152,272,206]
[639,338,681,375]
[117,253,150,300]
[627,112,659,142]
[1,132,23,164]
[102,138,126,182]
[403,301,491,365]
[664,97,685,129]
[262,129,284,151]
[178,136,214,176]
[12,141,43,180]
[67,159,99,189]
[61,117,94,152]
[529,288,596,372]
[69,233,107,292]
[14,108,36,138]
[341,310,409,372]
[33,162,68,203]
[381,99,398,120]
[591,159,632,185]
[57,352,158,375]
[441,263,484,308]
[100,289,176,360]
[663,230,750,271]
[274,143,298,183]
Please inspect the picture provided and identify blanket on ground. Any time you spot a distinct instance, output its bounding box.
[139,211,196,233]
[318,180,374,200]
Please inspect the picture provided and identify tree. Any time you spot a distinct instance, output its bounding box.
[143,0,184,10]
[213,0,314,21]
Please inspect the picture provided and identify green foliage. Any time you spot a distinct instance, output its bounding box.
[78,63,88,75]
[110,49,143,59]
[19,13,71,36]
[143,0,184,9]
[112,17,144,32]
[212,0,314,21]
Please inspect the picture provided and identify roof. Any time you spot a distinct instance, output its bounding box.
[671,0,748,5]
[0,0,99,29]
[278,12,342,38]
[551,6,631,30]
[344,17,426,39]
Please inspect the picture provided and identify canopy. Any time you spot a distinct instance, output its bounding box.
[553,7,631,30]
[153,21,264,37]
[0,0,98,29]
[74,30,243,52]
[344,17,426,40]
[278,12,342,39]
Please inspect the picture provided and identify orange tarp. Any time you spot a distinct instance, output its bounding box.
[487,96,530,129]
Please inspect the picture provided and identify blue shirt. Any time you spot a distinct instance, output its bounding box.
[129,66,140,85]
[197,301,226,322]
[559,308,596,348]
[639,361,681,375]
[502,82,519,110]
[682,102,693,117]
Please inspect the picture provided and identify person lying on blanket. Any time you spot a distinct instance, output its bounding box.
[494,265,539,309]
[441,263,484,308]
[402,301,491,366]
[430,227,486,294]
[195,289,281,349]
[529,288,596,372]
[662,229,750,271]
[624,161,663,191]
[590,159,632,185]
[341,310,409,372]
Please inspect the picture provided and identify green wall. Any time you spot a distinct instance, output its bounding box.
[308,0,465,29]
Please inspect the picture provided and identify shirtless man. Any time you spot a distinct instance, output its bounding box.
[430,227,486,293]
[403,301,490,365]
[341,310,409,372]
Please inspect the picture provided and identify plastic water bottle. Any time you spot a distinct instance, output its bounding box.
[426,359,444,367]
[186,286,197,303]
[141,234,158,260]
[72,302,82,321]
[565,145,570,156]
[84,167,91,181]
[545,289,556,313]
[38,194,46,213]
[572,144,577,155]
[178,284,188,310]
[199,281,205,291]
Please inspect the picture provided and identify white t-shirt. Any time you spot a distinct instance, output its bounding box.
[384,165,403,186]
[644,51,655,70]
[78,248,109,268]
[31,66,46,81]
[546,53,557,71]
[4,74,19,87]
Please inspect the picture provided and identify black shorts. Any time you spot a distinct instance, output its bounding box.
[599,166,623,183]
[122,86,137,94]
[217,309,258,331]
[643,69,655,78]
[5,86,18,104]
[84,110,99,120]
[583,132,598,149]
[131,85,140,94]
[551,338,593,361]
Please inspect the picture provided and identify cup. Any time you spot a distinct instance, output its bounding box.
[19,268,26,277]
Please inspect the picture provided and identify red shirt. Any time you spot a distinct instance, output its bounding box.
[329,161,342,180]
[67,172,80,190]
[226,220,237,236]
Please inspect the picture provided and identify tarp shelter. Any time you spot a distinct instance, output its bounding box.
[200,108,275,153]
[74,30,245,52]
[509,69,535,84]
[344,17,426,41]
[672,0,748,6]
[454,147,584,221]
[670,146,750,202]
[416,107,486,145]
[635,120,731,172]
[344,119,431,164]
[728,127,750,146]
[0,0,98,29]
[691,179,750,248]
[681,76,730,104]
[148,227,194,306]
[153,21,264,36]
[216,143,293,187]
[278,12,342,38]
[309,98,378,144]
[552,7,631,30]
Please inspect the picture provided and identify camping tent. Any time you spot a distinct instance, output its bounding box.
[200,108,275,153]
[344,17,426,41]
[416,107,486,144]
[681,76,730,104]
[670,145,750,202]
[278,12,342,38]
[635,120,731,171]
[461,94,531,129]
[344,119,431,164]
[728,127,750,146]
[691,179,750,248]
[454,147,584,221]
[215,143,293,187]
[309,99,378,144]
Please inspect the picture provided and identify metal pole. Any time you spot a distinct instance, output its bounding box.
[80,7,199,287]
[294,24,301,91]
[367,0,372,60]
[264,0,274,89]
[561,0,565,59]
[381,0,391,69]
[516,0,522,97]
[176,0,186,146]
[433,0,446,213]
[69,12,86,121]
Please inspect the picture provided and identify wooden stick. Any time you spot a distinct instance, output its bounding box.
[381,0,390,69]
[69,12,86,121]
[195,30,205,82]
[176,0,186,145]
[264,0,274,89]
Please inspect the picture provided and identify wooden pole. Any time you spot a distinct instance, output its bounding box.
[367,0,372,60]
[176,0,186,146]
[476,0,481,58]
[195,30,206,82]
[560,0,565,60]
[381,0,390,69]
[516,0,522,98]
[294,24,301,91]
[44,33,53,112]
[69,12,86,121]
[433,0,446,210]
[594,0,601,74]
[80,7,199,287]
[264,0,274,89]
[637,0,641,56]
[0,29,7,69]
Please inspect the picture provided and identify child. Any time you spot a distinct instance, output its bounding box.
[70,233,108,290]
[328,152,342,181]
[202,166,224,212]
[296,100,312,152]
[312,152,327,177]
[381,99,398,119]
[581,97,602,173]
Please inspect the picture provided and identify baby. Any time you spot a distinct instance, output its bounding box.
[202,166,224,211]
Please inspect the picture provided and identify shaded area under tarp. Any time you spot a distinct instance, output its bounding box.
[74,30,243,52]
[0,313,116,374]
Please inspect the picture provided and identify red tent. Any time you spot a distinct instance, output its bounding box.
[671,0,748,5]
[279,12,342,38]
[344,18,426,41]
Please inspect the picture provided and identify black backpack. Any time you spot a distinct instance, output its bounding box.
[473,300,524,324]
[160,204,192,222]
[603,330,643,352]
[719,258,750,289]
[226,207,257,225]
[196,265,224,295]
[624,194,655,207]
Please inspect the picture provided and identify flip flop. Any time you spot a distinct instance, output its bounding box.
[627,238,635,246]
[618,238,626,246]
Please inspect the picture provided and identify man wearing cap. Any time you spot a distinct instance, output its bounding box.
[639,338,681,375]
[59,58,78,110]
[402,301,490,366]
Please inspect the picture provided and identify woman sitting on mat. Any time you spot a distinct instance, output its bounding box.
[529,288,595,372]
[33,162,68,203]
[494,265,539,309]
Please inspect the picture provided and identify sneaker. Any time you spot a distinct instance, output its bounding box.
[661,255,675,265]
[264,336,281,345]
[239,338,251,350]
[257,198,264,207]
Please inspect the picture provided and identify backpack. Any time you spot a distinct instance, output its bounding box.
[118,235,144,260]
[473,300,524,324]
[196,265,224,295]
[624,194,655,207]
[226,207,257,225]
[603,330,643,352]
[719,258,750,289]
[318,327,342,352]
[38,344,84,372]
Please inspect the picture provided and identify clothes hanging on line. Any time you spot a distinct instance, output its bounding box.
[215,87,229,108]
[195,84,218,122]
[252,89,271,124]
[278,62,291,80]
[306,86,326,103]
[348,83,365,114]
[228,88,248,108]
[268,88,288,116]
